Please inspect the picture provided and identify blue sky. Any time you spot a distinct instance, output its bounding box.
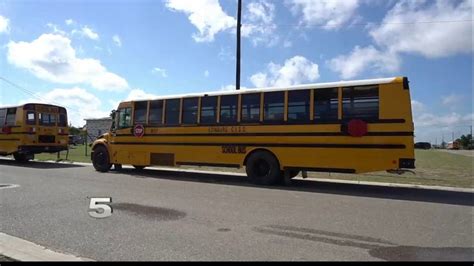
[0,0,472,143]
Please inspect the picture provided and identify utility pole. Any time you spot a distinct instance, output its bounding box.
[235,0,242,91]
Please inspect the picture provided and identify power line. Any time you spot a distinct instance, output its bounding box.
[0,76,81,113]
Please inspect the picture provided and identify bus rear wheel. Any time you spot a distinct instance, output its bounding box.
[92,146,112,172]
[245,151,281,185]
[13,153,32,163]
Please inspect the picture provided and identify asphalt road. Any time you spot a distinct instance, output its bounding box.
[1,159,473,261]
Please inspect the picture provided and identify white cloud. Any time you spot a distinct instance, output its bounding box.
[112,34,122,47]
[152,67,168,78]
[241,0,279,46]
[250,56,319,87]
[442,94,464,106]
[125,89,159,101]
[0,15,10,34]
[7,34,129,91]
[165,0,236,42]
[65,19,75,26]
[411,100,425,114]
[72,26,99,40]
[20,87,108,127]
[287,0,361,30]
[220,84,250,91]
[204,70,210,77]
[370,0,473,58]
[46,23,66,35]
[328,45,400,79]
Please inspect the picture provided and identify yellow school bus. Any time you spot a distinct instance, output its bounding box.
[91,77,415,185]
[0,103,69,162]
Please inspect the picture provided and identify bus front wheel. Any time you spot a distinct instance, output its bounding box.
[245,151,281,185]
[92,146,112,172]
[13,153,32,163]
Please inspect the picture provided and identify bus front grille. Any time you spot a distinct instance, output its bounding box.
[39,135,55,144]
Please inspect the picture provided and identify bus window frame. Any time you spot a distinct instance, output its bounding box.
[240,93,261,124]
[287,89,311,123]
[263,91,285,123]
[117,107,132,129]
[164,98,181,126]
[182,97,199,125]
[219,94,238,124]
[148,100,164,126]
[200,96,218,125]
[133,101,148,125]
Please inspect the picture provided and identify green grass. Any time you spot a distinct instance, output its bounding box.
[33,146,473,188]
[34,144,92,163]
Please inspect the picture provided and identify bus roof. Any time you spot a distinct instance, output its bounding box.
[0,103,66,110]
[125,76,403,103]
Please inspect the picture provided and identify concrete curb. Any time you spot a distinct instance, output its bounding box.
[0,232,93,261]
[29,159,474,194]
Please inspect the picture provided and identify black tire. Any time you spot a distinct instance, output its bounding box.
[133,165,146,170]
[245,151,282,185]
[13,153,30,163]
[92,145,111,172]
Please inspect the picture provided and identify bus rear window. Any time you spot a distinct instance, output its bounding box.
[314,88,339,121]
[342,86,379,120]
[27,111,36,125]
[58,114,67,127]
[39,113,56,126]
[241,93,261,123]
[220,95,238,124]
[134,101,148,124]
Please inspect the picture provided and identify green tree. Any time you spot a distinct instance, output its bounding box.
[68,126,82,135]
[458,134,472,149]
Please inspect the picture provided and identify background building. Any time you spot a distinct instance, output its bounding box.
[84,117,112,143]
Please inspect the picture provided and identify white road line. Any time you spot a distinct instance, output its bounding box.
[0,232,93,261]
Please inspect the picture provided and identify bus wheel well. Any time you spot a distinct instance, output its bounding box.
[243,148,279,166]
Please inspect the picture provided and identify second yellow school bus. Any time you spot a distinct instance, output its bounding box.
[0,103,69,162]
[91,77,415,185]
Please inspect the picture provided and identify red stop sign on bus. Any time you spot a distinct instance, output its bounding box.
[133,124,145,138]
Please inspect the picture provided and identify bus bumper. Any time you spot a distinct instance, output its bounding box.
[18,145,68,154]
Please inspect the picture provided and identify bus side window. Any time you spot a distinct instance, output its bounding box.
[241,93,261,123]
[342,86,379,120]
[148,100,163,125]
[264,91,284,122]
[118,108,132,128]
[314,88,339,122]
[6,108,17,126]
[182,98,198,125]
[200,96,217,124]
[288,90,310,122]
[0,109,6,125]
[220,95,238,124]
[165,99,180,125]
[134,101,148,124]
